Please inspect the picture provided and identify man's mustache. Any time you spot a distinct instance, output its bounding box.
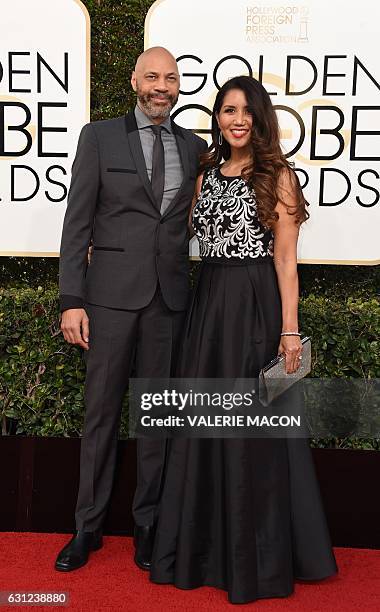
[147,93,173,102]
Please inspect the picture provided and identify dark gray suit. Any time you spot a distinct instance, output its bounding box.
[59,111,207,530]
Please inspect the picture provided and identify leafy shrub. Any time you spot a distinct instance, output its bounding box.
[1,282,378,449]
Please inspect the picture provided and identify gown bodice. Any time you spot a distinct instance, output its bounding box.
[192,166,274,260]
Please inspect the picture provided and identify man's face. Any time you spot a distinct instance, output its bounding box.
[131,52,180,120]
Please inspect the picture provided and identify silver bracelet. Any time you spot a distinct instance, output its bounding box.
[280,332,301,337]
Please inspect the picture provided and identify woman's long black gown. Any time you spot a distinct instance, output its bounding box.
[149,167,338,604]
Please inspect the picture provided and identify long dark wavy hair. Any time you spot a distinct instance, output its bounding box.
[200,76,309,227]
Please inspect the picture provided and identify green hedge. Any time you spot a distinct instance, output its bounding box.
[0,278,379,448]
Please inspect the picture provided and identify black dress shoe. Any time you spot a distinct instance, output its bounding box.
[55,529,103,572]
[133,524,155,571]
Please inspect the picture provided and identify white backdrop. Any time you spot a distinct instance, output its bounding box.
[1,0,379,263]
[146,0,380,264]
[0,0,89,256]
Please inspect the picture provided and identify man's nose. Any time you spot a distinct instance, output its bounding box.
[154,78,168,91]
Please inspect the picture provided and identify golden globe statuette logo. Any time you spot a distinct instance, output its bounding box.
[146,0,380,265]
[0,0,90,256]
[298,6,309,42]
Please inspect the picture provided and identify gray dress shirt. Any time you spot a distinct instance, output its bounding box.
[134,105,184,214]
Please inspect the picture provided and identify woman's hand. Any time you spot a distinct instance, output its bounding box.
[277,335,302,374]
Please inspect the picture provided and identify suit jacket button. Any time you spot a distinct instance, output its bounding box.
[156,250,160,256]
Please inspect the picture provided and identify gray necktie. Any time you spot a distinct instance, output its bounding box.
[150,125,165,211]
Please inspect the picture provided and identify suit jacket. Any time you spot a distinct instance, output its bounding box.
[59,112,207,311]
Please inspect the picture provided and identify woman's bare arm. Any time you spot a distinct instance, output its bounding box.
[272,170,303,373]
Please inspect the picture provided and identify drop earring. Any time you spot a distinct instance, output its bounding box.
[218,130,223,146]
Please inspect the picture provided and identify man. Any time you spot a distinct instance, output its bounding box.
[55,47,207,572]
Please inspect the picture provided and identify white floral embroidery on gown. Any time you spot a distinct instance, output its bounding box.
[192,167,274,259]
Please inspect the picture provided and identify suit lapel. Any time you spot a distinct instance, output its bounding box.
[161,121,190,218]
[124,113,191,217]
[124,113,158,210]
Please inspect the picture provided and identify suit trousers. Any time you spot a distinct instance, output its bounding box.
[75,285,186,531]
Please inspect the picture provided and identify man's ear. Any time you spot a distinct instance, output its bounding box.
[131,71,137,92]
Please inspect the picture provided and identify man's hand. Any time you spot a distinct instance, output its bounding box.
[60,308,90,350]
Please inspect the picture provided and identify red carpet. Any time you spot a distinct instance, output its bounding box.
[0,533,379,611]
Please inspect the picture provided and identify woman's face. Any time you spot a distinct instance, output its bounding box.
[216,88,253,152]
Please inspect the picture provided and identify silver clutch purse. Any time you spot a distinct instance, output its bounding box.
[259,336,311,406]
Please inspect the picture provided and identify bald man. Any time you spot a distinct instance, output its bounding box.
[55,47,207,571]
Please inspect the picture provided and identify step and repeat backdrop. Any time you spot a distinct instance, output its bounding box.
[0,0,89,256]
[0,0,379,264]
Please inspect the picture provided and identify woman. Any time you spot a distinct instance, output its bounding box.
[149,76,338,604]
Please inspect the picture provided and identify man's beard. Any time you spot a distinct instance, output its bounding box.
[136,89,178,120]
